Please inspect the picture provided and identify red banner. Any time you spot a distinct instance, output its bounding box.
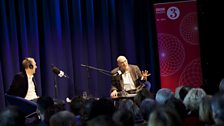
[154,0,202,91]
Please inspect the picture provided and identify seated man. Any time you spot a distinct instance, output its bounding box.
[7,57,39,101]
[110,56,151,98]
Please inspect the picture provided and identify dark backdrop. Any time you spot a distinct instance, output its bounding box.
[197,0,224,95]
[0,0,161,110]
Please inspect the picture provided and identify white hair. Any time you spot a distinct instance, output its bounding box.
[117,56,127,62]
[183,88,206,111]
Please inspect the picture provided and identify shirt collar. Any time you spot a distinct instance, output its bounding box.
[27,74,34,79]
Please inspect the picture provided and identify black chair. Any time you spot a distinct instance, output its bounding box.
[5,94,37,118]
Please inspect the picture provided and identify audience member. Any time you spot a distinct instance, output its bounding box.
[0,106,25,126]
[155,88,173,104]
[211,93,224,126]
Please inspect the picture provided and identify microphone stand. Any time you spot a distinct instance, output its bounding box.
[81,64,112,76]
[80,64,112,99]
[53,75,58,99]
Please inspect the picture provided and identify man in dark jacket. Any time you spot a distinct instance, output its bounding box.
[7,57,39,100]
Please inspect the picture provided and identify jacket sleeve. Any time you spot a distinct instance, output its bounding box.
[110,68,121,92]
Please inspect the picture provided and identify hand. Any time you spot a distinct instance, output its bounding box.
[110,90,118,98]
[141,70,151,80]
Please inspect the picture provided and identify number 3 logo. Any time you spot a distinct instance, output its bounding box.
[167,6,180,20]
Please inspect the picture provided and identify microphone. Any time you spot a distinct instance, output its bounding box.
[51,65,69,78]
[112,70,122,76]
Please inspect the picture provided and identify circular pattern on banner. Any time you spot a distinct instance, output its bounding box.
[158,33,185,76]
[179,12,199,45]
[179,58,202,87]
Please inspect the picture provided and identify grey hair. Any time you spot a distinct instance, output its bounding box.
[183,88,206,111]
[211,93,224,122]
[219,78,224,92]
[155,88,174,104]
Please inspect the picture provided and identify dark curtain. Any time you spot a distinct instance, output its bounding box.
[0,0,161,110]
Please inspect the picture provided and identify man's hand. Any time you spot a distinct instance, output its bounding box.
[110,90,118,98]
[141,70,151,80]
